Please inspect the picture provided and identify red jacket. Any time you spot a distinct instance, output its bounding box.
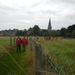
[22,38,28,45]
[16,38,21,45]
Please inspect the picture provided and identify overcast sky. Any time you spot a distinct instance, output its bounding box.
[0,0,75,30]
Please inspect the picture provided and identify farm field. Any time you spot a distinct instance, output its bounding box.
[0,36,34,75]
[0,36,75,75]
[39,37,75,75]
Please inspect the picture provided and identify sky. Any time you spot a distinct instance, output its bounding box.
[0,0,75,30]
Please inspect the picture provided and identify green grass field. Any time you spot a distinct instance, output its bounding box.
[0,36,75,75]
[39,37,75,75]
[0,36,34,75]
[0,37,10,55]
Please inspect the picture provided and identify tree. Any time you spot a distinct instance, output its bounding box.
[65,24,75,38]
[50,30,58,39]
[60,28,67,37]
[65,33,71,37]
[24,29,27,36]
[67,24,75,33]
[15,30,24,36]
[27,27,33,36]
[33,25,40,36]
[42,29,49,36]
[72,30,75,38]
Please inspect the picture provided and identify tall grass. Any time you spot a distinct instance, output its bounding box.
[0,37,10,55]
[39,37,75,75]
[0,36,34,75]
[0,44,27,75]
[24,46,35,75]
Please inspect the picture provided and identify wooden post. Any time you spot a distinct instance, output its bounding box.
[14,36,15,45]
[35,45,39,75]
[29,38,32,51]
[27,35,28,41]
[10,35,12,46]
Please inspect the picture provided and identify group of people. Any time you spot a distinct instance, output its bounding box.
[46,36,51,40]
[16,36,28,52]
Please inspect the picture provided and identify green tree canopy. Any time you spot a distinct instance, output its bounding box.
[67,24,75,33]
[16,30,24,36]
[33,25,40,36]
[60,28,67,37]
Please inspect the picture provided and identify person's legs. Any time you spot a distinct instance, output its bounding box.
[17,45,19,52]
[23,45,25,51]
[18,45,21,51]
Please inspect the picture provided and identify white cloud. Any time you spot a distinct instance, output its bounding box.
[0,0,75,30]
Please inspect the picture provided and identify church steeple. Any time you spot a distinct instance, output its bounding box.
[48,19,52,32]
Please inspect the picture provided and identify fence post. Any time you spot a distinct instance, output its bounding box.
[29,38,60,75]
[35,45,45,75]
[35,45,42,75]
[14,36,15,45]
[38,45,43,69]
[35,45,38,75]
[27,35,28,41]
[29,38,32,51]
[10,35,12,46]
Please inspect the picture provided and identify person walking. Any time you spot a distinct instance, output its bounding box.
[22,37,28,51]
[16,36,21,52]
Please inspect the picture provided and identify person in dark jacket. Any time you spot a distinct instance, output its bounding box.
[16,36,21,52]
[22,37,28,51]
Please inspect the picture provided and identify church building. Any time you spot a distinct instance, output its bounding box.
[48,19,52,32]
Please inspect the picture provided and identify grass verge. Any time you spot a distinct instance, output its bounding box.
[39,38,75,75]
[0,43,34,75]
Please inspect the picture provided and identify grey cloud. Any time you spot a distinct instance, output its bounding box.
[59,0,75,4]
[40,10,57,15]
[0,0,75,30]
[26,10,35,15]
[0,3,18,18]
[64,13,75,20]
[32,1,42,7]
[0,3,25,23]
[0,4,17,11]
[47,0,75,5]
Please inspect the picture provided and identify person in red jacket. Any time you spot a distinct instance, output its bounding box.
[22,37,28,51]
[16,36,21,52]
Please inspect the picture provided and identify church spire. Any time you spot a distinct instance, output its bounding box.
[48,19,52,32]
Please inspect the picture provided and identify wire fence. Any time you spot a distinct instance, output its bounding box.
[29,37,65,75]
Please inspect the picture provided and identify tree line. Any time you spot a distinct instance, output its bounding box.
[15,24,75,38]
